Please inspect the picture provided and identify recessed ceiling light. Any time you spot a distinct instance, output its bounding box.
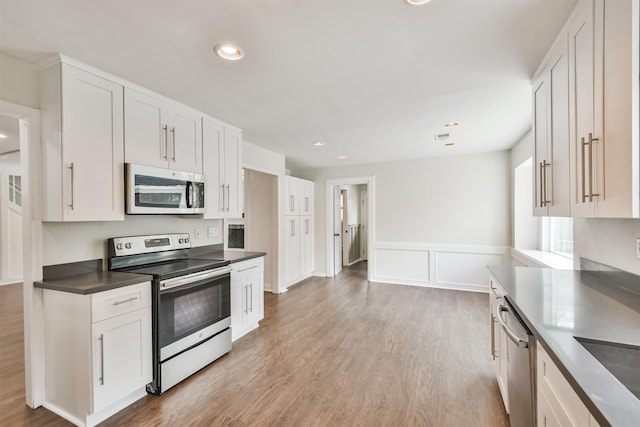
[444,142,456,147]
[312,140,325,147]
[0,133,7,139]
[337,155,348,160]
[444,122,460,128]
[213,44,244,61]
[405,0,432,5]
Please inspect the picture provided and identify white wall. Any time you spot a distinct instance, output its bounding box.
[0,52,39,109]
[243,140,285,174]
[341,184,364,225]
[297,151,511,291]
[573,218,640,274]
[42,217,223,267]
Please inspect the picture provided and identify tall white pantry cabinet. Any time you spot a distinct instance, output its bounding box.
[284,176,314,288]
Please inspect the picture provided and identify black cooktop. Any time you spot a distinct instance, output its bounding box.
[123,258,229,281]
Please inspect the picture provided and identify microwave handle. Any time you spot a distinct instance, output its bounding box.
[186,181,193,208]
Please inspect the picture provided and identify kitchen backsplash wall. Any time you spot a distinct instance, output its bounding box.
[42,216,223,267]
[573,218,640,275]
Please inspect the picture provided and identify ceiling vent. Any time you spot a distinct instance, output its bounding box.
[434,133,450,141]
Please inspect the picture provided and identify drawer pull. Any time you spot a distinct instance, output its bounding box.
[99,334,104,385]
[112,296,138,306]
[237,265,259,273]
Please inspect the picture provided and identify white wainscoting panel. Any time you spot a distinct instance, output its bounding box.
[374,246,430,286]
[372,242,508,292]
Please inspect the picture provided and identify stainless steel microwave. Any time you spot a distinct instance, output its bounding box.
[126,163,205,214]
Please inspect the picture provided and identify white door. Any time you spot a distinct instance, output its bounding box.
[333,186,342,276]
[360,191,368,261]
[341,190,350,267]
[169,105,202,173]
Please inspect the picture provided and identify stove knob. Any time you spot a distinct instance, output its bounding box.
[116,243,123,250]
[184,237,190,244]
[125,242,132,249]
[178,238,184,244]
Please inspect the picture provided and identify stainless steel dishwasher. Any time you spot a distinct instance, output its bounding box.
[497,299,537,427]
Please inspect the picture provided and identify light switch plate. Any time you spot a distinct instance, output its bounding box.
[208,226,219,238]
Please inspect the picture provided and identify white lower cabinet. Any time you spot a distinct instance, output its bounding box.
[230,257,264,341]
[537,344,601,427]
[42,282,152,427]
[489,276,509,413]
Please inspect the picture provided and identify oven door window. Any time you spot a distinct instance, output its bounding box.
[134,174,188,209]
[158,276,230,349]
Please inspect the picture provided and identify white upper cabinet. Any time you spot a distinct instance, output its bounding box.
[40,62,125,222]
[124,87,202,174]
[532,33,571,217]
[202,116,243,219]
[285,176,314,216]
[568,0,638,218]
[536,0,639,218]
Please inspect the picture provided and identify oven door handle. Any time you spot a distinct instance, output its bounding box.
[160,267,232,291]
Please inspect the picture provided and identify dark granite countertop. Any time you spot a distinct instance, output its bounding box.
[191,250,266,264]
[35,271,153,295]
[487,265,640,427]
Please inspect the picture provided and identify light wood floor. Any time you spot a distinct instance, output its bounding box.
[1,263,509,426]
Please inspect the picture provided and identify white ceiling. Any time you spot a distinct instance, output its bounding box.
[0,0,577,170]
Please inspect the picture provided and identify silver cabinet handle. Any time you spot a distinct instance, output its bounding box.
[496,305,528,348]
[170,126,176,161]
[112,296,138,306]
[68,162,75,210]
[581,136,587,202]
[290,220,295,237]
[237,265,258,273]
[306,219,310,234]
[219,185,225,212]
[225,184,230,211]
[305,196,309,213]
[249,283,253,312]
[290,195,295,212]
[162,125,168,160]
[542,160,550,206]
[587,133,599,201]
[244,285,248,314]
[490,313,496,360]
[539,161,544,207]
[98,334,105,385]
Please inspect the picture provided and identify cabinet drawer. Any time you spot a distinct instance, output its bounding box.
[91,282,151,323]
[537,344,590,427]
[232,257,264,274]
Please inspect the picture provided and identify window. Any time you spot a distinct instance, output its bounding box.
[543,217,573,259]
[8,174,22,207]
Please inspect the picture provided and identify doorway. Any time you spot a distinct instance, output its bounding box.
[325,176,375,279]
[0,100,43,408]
[0,114,23,285]
[243,168,278,293]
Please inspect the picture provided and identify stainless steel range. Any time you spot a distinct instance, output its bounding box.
[108,233,231,394]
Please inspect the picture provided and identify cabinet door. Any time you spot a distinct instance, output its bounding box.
[300,215,313,278]
[202,117,224,218]
[169,105,202,173]
[547,36,571,217]
[532,72,550,216]
[284,216,301,284]
[230,268,247,339]
[246,269,264,324]
[224,127,243,218]
[91,307,152,413]
[300,179,314,215]
[285,176,299,215]
[124,88,170,169]
[61,65,125,221]
[569,0,602,217]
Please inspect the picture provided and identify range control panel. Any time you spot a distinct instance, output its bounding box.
[109,233,191,257]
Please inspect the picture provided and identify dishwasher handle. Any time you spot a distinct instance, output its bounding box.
[497,304,529,348]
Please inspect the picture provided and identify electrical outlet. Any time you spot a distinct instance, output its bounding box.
[208,226,219,238]
[195,228,202,239]
[636,238,640,259]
